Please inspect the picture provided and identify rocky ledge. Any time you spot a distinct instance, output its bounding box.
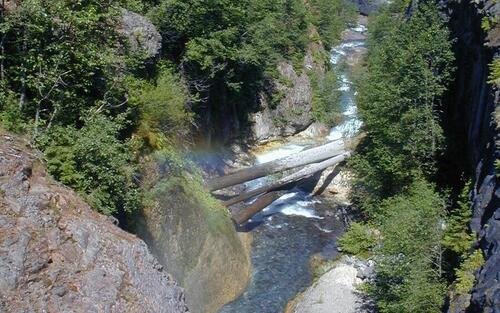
[0,134,188,313]
[285,256,374,313]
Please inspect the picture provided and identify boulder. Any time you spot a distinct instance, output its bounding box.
[119,9,162,57]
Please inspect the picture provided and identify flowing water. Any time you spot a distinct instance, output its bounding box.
[219,22,366,313]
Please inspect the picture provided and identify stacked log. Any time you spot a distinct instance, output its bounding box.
[207,140,349,225]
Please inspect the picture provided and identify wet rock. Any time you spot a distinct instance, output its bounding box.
[135,156,252,313]
[0,134,189,313]
[295,122,330,139]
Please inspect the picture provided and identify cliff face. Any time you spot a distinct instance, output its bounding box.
[251,28,328,143]
[0,134,188,313]
[441,0,500,311]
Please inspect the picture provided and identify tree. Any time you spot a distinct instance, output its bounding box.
[350,1,454,214]
[370,179,446,313]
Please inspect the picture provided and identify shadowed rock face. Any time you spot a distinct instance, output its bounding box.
[0,134,189,313]
[441,0,499,311]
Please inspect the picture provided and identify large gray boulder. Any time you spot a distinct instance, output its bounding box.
[0,134,188,313]
[119,9,162,57]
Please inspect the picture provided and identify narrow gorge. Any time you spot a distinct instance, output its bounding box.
[0,0,498,312]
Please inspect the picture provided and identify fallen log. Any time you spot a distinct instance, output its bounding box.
[231,191,284,225]
[223,152,350,207]
[208,140,344,191]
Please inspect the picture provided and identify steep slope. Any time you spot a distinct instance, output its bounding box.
[0,133,188,313]
[442,0,500,310]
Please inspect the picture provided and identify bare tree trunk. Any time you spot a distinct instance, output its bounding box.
[207,140,344,191]
[34,105,40,138]
[0,34,5,81]
[18,27,27,110]
[223,152,349,207]
[231,191,284,225]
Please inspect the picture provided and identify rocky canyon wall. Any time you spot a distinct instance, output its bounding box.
[441,0,500,311]
[0,133,189,313]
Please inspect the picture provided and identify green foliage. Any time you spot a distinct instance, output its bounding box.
[369,179,446,313]
[308,0,357,49]
[1,0,136,127]
[443,182,475,255]
[481,15,499,31]
[311,70,343,125]
[150,0,310,87]
[454,249,484,294]
[37,114,140,216]
[338,222,378,258]
[488,58,500,86]
[351,1,454,213]
[0,89,26,133]
[127,66,193,149]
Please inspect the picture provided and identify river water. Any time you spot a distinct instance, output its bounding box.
[219,22,366,313]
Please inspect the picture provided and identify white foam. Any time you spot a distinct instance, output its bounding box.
[314,224,335,233]
[339,85,350,92]
[328,117,363,140]
[352,24,367,33]
[327,129,343,141]
[343,104,357,116]
[280,205,324,219]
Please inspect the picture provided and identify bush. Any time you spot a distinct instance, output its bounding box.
[443,182,475,255]
[369,179,446,313]
[454,249,484,294]
[488,58,500,86]
[38,114,140,216]
[311,70,343,125]
[127,66,193,150]
[338,222,378,258]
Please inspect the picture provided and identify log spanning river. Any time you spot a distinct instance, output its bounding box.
[219,21,366,313]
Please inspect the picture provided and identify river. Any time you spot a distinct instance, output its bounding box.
[219,21,366,313]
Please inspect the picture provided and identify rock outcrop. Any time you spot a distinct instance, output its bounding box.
[0,134,188,313]
[250,28,328,143]
[119,9,162,57]
[285,256,374,313]
[135,158,252,313]
[441,0,500,311]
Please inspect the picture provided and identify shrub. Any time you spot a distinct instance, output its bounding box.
[38,114,140,216]
[127,66,193,149]
[443,182,475,255]
[338,222,378,258]
[454,249,484,294]
[369,179,446,313]
[311,70,343,125]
